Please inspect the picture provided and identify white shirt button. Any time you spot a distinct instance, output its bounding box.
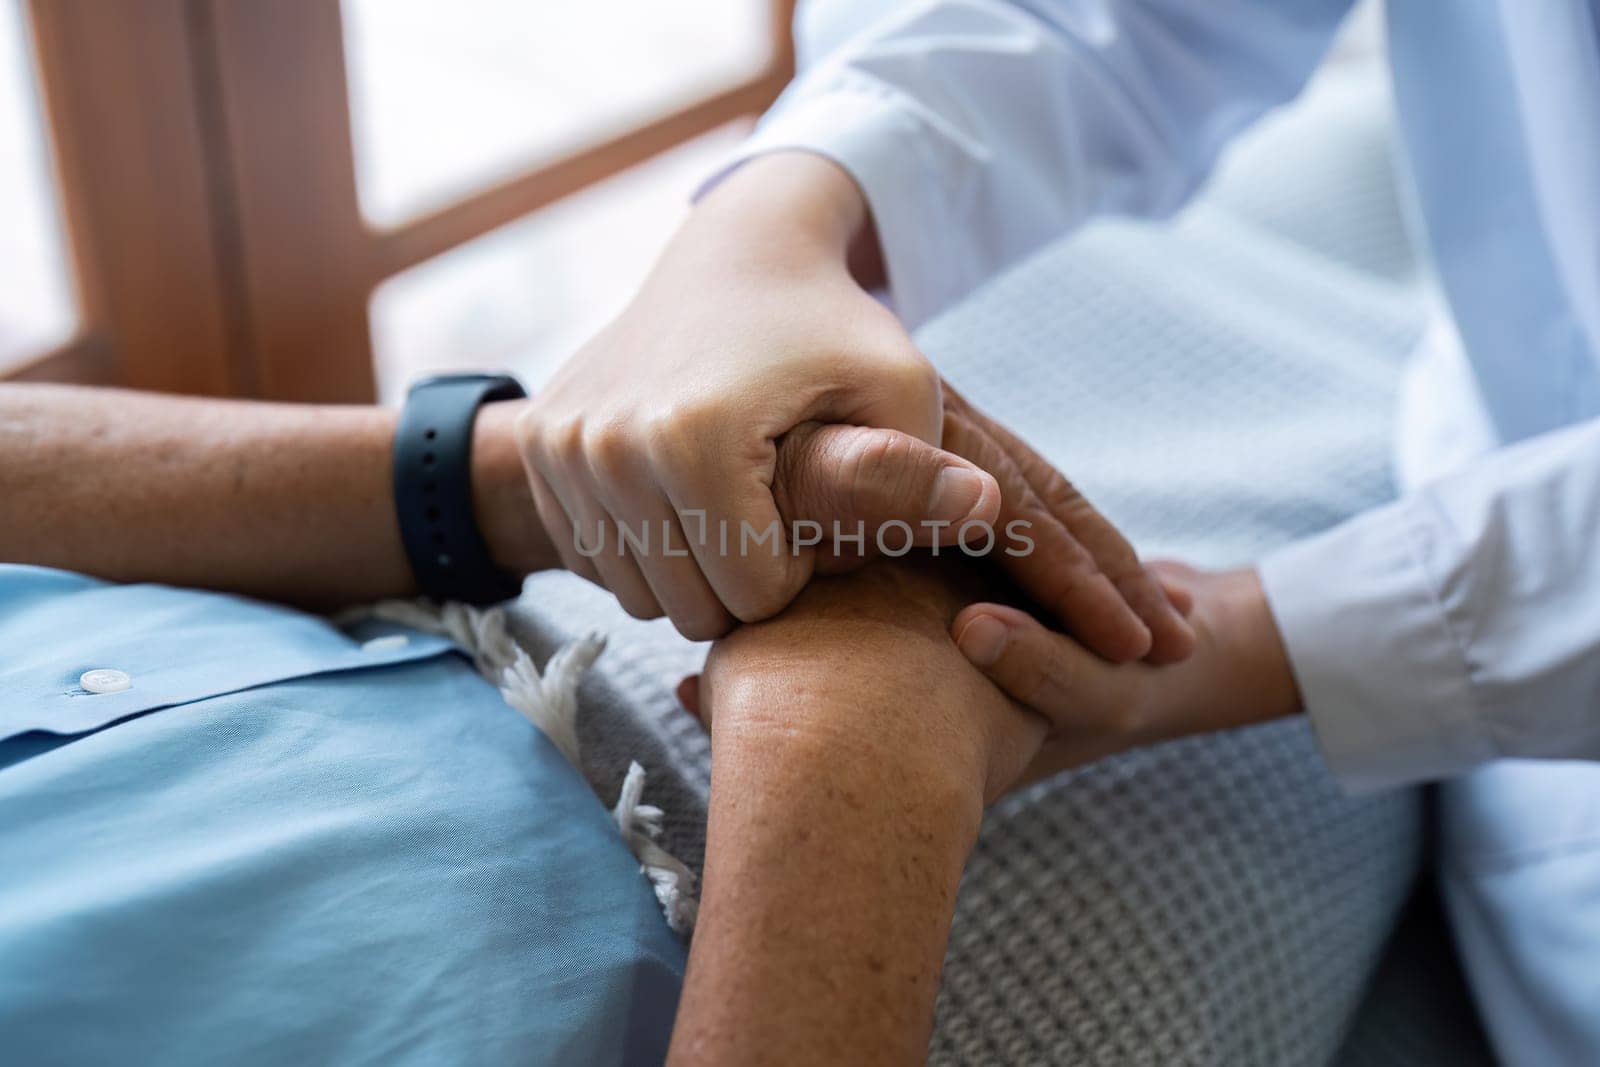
[361,635,410,654]
[80,668,132,694]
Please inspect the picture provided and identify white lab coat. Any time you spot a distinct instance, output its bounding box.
[717,1,1600,1059]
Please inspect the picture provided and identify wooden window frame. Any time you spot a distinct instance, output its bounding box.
[9,0,796,402]
[12,0,240,394]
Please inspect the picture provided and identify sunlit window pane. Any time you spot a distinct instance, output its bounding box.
[0,0,76,371]
[370,121,750,405]
[343,0,769,226]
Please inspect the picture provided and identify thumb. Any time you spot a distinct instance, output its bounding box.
[774,423,1000,551]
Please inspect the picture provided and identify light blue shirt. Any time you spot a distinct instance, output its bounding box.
[0,565,684,1064]
[726,0,1600,1059]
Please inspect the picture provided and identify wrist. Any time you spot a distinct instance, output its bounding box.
[708,664,988,840]
[692,151,871,266]
[1214,567,1301,721]
[1153,567,1301,741]
[471,400,558,577]
[680,679,982,1062]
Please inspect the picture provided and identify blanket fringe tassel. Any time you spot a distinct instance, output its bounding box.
[349,600,699,935]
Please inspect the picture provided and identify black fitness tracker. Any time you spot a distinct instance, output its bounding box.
[394,372,527,604]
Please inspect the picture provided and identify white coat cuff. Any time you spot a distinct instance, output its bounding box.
[1257,500,1496,793]
[698,82,976,328]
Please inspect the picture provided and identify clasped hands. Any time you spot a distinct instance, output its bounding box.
[514,151,1295,801]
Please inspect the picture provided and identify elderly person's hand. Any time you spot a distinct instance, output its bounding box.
[670,555,1048,1065]
[517,150,1191,661]
[668,557,1296,1063]
[694,556,1049,804]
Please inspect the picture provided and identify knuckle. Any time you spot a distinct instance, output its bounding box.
[675,608,733,643]
[581,423,635,481]
[615,588,663,622]
[729,571,796,624]
[940,379,971,415]
[515,407,566,469]
[656,574,735,642]
[942,411,1005,475]
[1036,555,1100,604]
[886,348,939,402]
[544,416,584,463]
[1038,480,1141,573]
[641,408,701,468]
[845,430,919,516]
[852,426,915,481]
[940,409,975,454]
[848,337,938,401]
[1035,470,1087,518]
[1102,542,1145,580]
[639,410,677,454]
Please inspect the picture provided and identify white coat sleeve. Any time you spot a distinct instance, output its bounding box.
[1259,418,1600,792]
[712,0,1357,325]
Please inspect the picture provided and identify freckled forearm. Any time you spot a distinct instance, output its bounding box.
[670,682,984,1065]
[670,557,1049,1062]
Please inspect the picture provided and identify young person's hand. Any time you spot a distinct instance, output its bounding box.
[516,152,994,640]
[951,563,1303,779]
[515,151,1191,661]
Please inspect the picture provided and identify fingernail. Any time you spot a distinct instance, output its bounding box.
[956,615,1009,667]
[930,467,987,523]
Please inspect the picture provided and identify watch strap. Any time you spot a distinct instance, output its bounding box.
[394,373,527,604]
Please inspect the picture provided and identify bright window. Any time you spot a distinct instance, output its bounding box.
[0,0,76,371]
[369,121,751,404]
[343,0,770,226]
